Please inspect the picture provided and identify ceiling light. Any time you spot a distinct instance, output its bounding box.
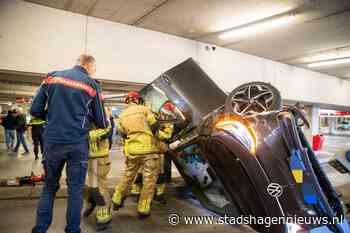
[307,57,350,68]
[219,14,296,40]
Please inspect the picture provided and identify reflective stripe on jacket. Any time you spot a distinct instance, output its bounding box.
[30,66,107,144]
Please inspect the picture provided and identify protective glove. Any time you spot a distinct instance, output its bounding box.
[169,140,182,150]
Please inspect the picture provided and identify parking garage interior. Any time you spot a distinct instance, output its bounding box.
[1,1,350,233]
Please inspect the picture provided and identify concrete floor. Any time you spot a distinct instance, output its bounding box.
[0,192,253,233]
[317,136,350,198]
[0,135,349,233]
[0,141,253,233]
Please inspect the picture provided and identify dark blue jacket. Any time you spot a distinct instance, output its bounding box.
[30,66,107,144]
[15,114,27,133]
[1,113,16,130]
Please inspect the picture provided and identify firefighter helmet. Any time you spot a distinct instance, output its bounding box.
[125,91,141,104]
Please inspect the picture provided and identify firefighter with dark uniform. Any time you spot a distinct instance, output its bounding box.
[28,117,46,160]
[112,91,160,218]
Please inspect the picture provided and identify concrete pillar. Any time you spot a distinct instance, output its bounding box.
[310,105,320,137]
[303,105,313,142]
[303,105,320,143]
[329,117,337,135]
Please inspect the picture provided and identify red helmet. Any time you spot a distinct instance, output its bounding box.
[159,101,177,120]
[163,102,175,112]
[125,91,141,104]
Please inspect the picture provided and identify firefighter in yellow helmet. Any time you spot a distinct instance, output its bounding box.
[112,91,160,219]
[83,108,112,231]
[131,102,175,204]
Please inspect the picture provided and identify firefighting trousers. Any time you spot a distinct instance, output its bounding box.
[86,157,111,208]
[113,154,160,214]
[132,153,166,196]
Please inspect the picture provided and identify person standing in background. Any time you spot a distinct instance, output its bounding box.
[1,110,16,151]
[13,108,30,155]
[28,117,45,160]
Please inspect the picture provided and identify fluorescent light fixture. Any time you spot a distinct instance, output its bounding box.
[307,57,350,67]
[103,94,126,99]
[219,14,295,40]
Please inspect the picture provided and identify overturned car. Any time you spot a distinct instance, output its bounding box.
[137,58,350,233]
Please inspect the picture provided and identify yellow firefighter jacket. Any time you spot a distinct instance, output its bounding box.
[89,127,111,158]
[118,103,158,155]
[156,123,174,141]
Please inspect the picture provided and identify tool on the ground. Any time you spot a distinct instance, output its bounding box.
[0,172,44,187]
[0,159,46,187]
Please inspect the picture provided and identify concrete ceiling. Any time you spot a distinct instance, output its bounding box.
[25,0,350,79]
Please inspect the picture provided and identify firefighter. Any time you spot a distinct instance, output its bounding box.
[111,91,160,219]
[31,54,107,233]
[28,117,45,160]
[131,102,176,204]
[154,102,175,203]
[83,122,112,231]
